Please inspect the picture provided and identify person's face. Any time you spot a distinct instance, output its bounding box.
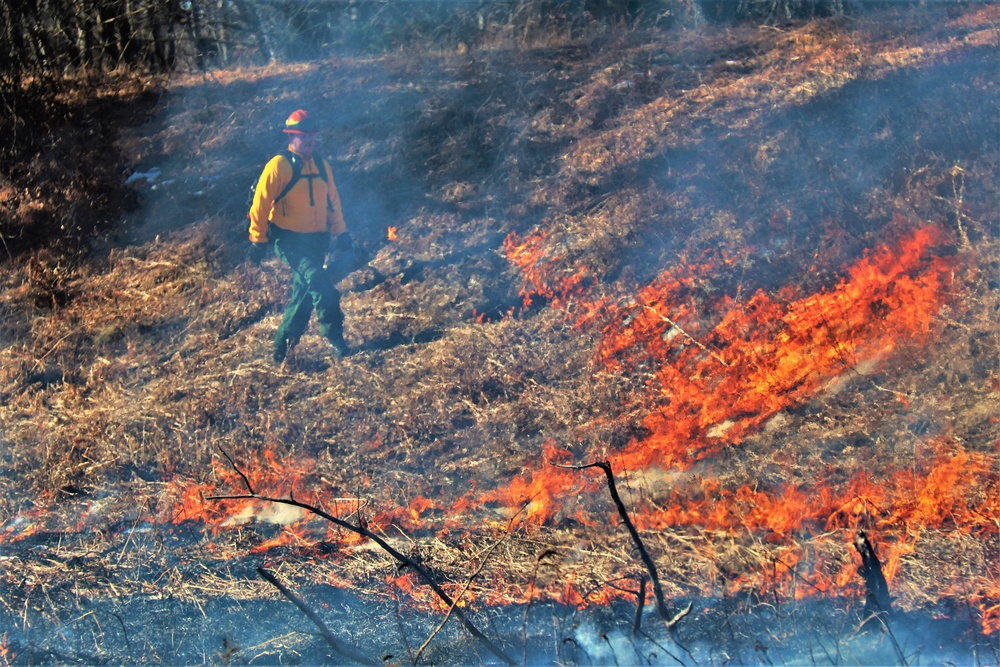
[289,132,316,158]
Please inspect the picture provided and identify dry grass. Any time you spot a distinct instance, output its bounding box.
[0,3,997,663]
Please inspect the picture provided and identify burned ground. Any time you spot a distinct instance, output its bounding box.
[1,4,998,665]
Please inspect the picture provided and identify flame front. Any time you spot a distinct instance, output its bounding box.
[605,223,952,471]
[496,223,957,516]
[492,221,996,631]
[8,222,989,633]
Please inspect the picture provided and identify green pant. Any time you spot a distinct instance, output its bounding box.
[272,228,345,353]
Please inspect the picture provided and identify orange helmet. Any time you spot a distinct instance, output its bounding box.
[283,109,320,134]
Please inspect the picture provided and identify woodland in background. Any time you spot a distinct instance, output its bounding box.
[1,0,852,75]
[2,0,865,263]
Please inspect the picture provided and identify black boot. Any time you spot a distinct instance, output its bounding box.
[329,334,350,359]
[273,337,294,364]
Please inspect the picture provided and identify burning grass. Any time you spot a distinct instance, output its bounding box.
[0,3,998,663]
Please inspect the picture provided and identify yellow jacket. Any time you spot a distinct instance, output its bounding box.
[248,148,346,243]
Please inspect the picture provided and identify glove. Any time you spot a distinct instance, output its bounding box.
[333,232,353,253]
[349,244,368,271]
[248,242,268,264]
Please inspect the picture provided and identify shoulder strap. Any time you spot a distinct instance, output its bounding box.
[316,156,334,212]
[272,150,304,205]
[315,156,330,184]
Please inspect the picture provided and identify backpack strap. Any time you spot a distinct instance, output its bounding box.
[273,152,334,212]
[272,150,304,206]
[316,157,335,212]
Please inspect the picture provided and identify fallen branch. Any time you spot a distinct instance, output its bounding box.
[207,445,515,666]
[257,567,376,666]
[556,459,692,632]
[413,511,519,665]
[643,305,730,367]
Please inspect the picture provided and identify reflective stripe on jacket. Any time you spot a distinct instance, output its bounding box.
[248,148,346,243]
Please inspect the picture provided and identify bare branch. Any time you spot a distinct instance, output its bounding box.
[216,443,254,495]
[209,446,516,666]
[633,575,647,636]
[555,459,692,631]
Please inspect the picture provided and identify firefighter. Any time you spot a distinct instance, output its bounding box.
[248,109,352,363]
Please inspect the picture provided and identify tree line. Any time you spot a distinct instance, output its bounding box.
[1,0,254,77]
[1,0,851,79]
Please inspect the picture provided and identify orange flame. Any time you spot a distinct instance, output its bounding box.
[480,441,599,527]
[980,598,1000,635]
[622,438,996,607]
[492,224,956,528]
[0,510,42,544]
[158,449,321,535]
[1,632,13,665]
[605,224,953,471]
[503,231,596,309]
[388,226,397,241]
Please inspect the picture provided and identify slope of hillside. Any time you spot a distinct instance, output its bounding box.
[1,4,997,664]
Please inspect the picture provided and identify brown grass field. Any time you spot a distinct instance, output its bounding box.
[0,3,998,664]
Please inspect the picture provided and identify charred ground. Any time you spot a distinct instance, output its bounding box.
[0,3,998,665]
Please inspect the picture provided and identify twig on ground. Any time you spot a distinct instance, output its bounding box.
[257,567,376,666]
[32,330,78,370]
[207,444,516,666]
[414,509,522,665]
[869,382,913,403]
[643,305,730,367]
[554,459,692,632]
[931,164,975,250]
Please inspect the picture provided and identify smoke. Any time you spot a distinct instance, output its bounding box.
[222,500,306,527]
[608,30,999,299]
[572,617,645,664]
[1,5,994,665]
